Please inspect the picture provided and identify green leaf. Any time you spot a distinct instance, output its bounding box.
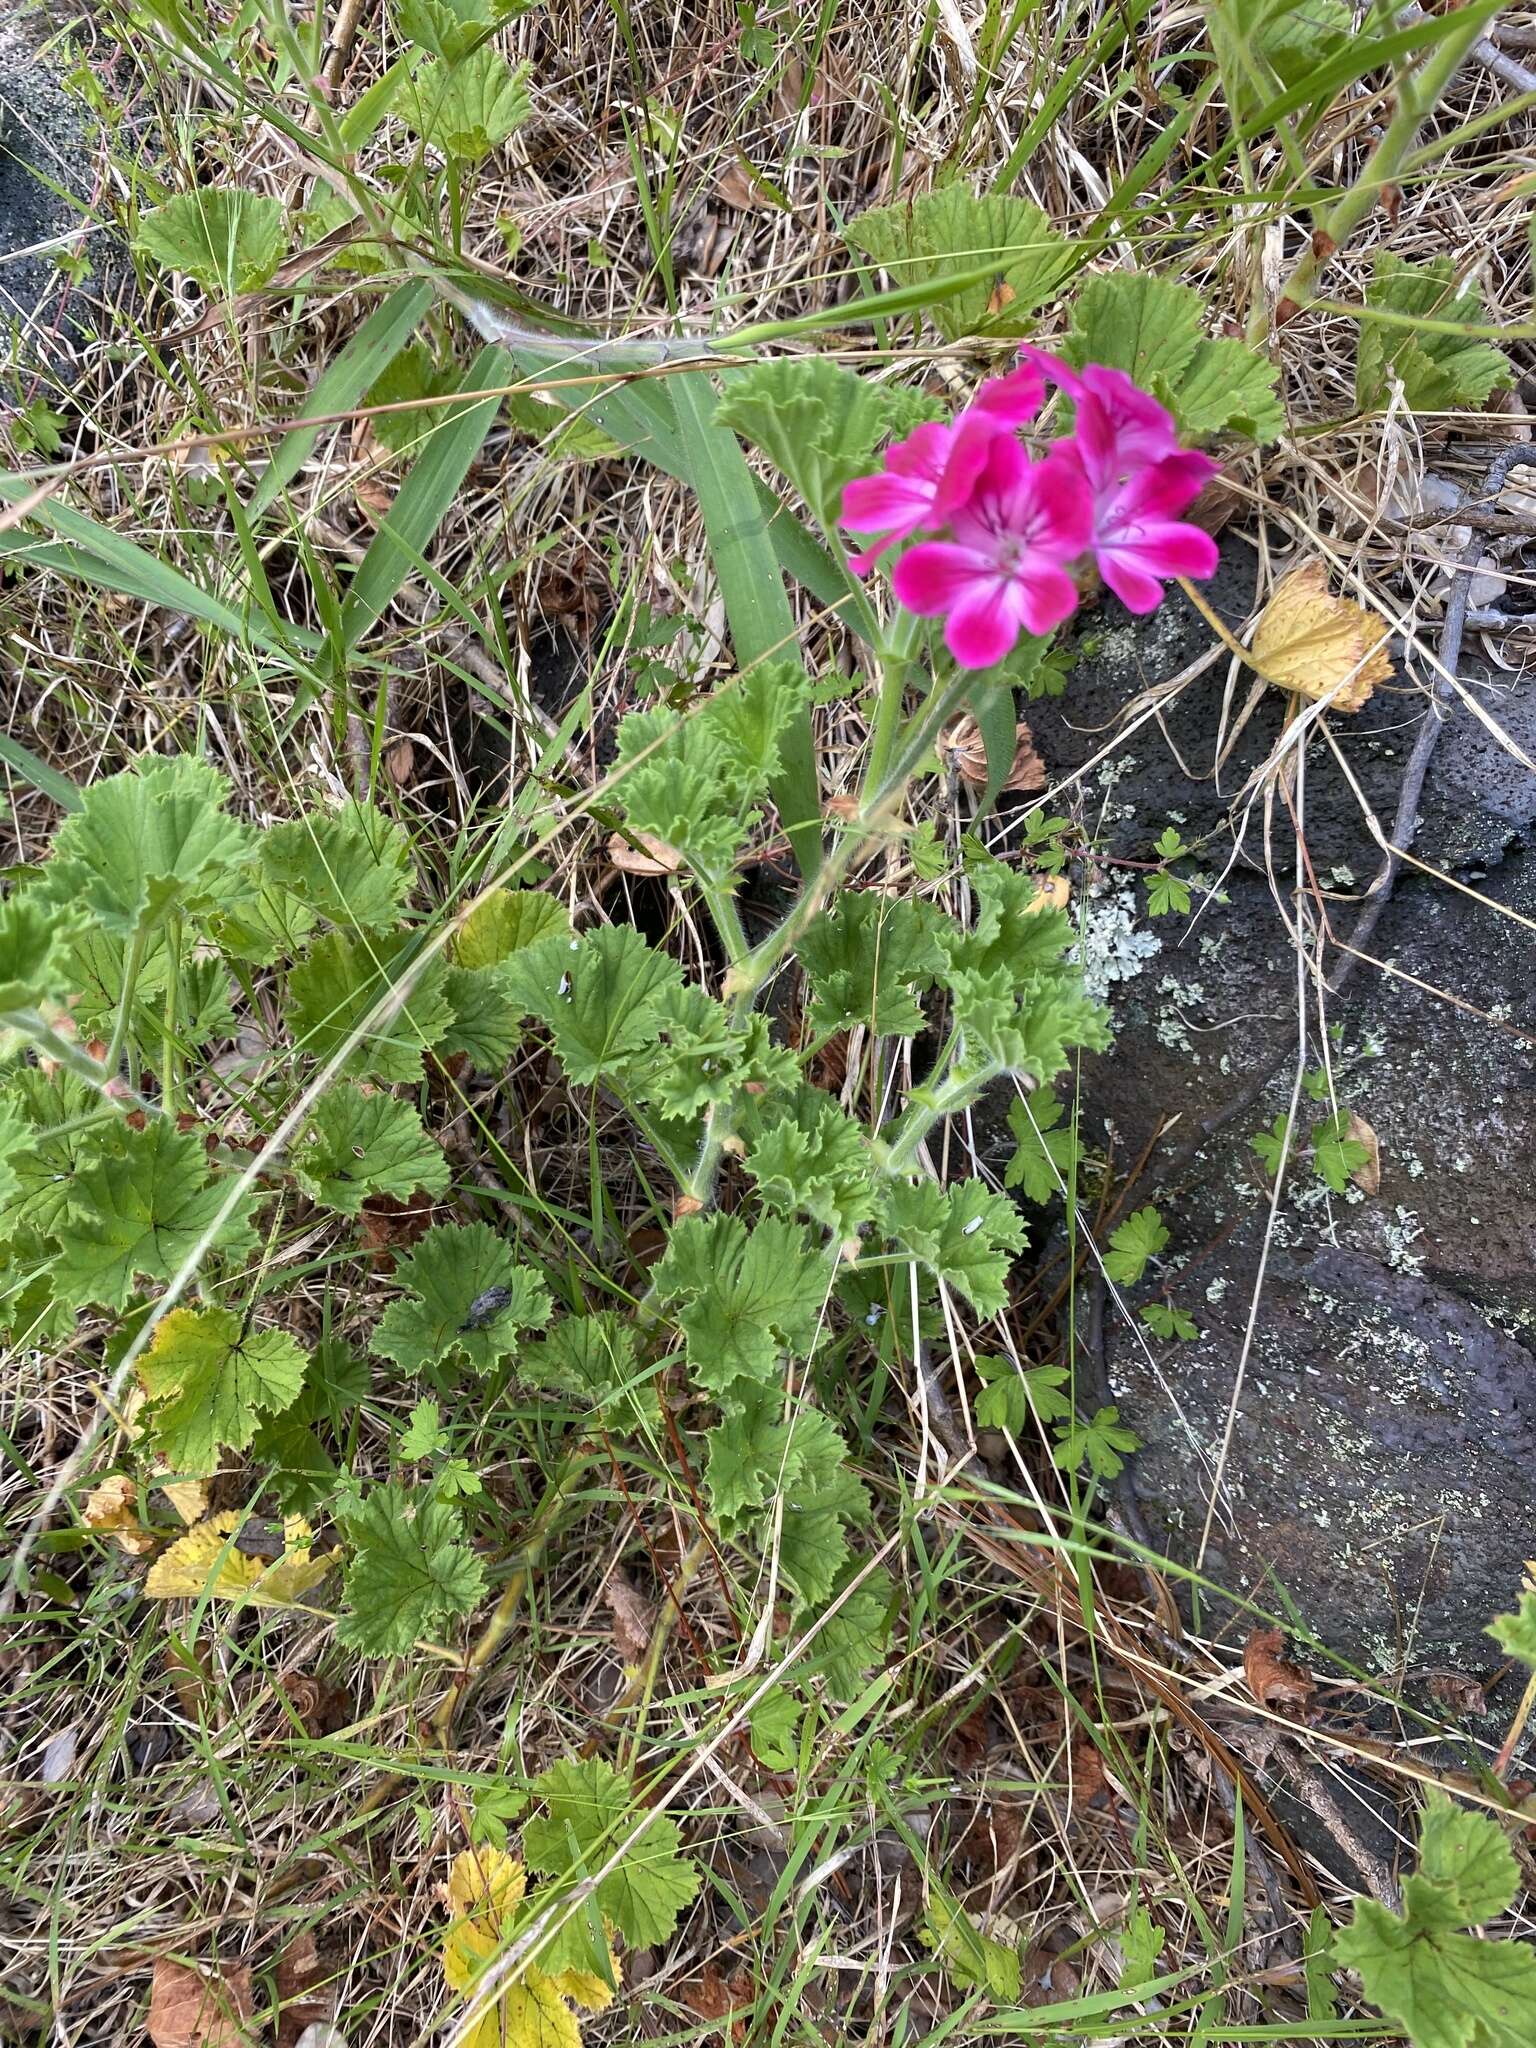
[744,1086,880,1240]
[0,1066,113,1240]
[1251,1112,1292,1179]
[0,891,80,1014]
[1052,1405,1139,1482]
[1145,868,1192,917]
[373,1219,550,1376]
[343,343,509,647]
[1487,1591,1536,1669]
[516,1311,655,1430]
[1119,1902,1166,1993]
[921,1886,1021,2003]
[1003,1087,1080,1205]
[437,965,519,1070]
[52,1119,256,1310]
[809,1564,892,1696]
[137,1303,306,1474]
[1311,1111,1370,1195]
[288,930,453,1082]
[357,339,458,454]
[883,1178,1026,1319]
[973,1355,1071,1435]
[1064,273,1283,441]
[395,0,528,63]
[655,1213,827,1395]
[748,1686,802,1770]
[292,1084,450,1214]
[704,659,819,794]
[714,356,943,527]
[264,799,416,932]
[336,1483,486,1656]
[846,186,1077,340]
[1103,1204,1169,1287]
[500,923,683,1086]
[799,894,946,1038]
[1356,253,1511,415]
[633,988,796,1123]
[134,189,287,295]
[251,280,434,520]
[522,1757,701,1946]
[40,757,253,940]
[453,887,570,969]
[402,47,531,160]
[1336,1792,1536,2048]
[671,370,820,880]
[399,1395,446,1460]
[1140,1301,1198,1341]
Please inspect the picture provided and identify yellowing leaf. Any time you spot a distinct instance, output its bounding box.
[443,1915,498,1994]
[145,1511,338,1605]
[84,1472,158,1555]
[502,1974,583,2048]
[546,1952,620,2013]
[1249,561,1392,713]
[1028,876,1070,914]
[448,1847,528,1922]
[160,1477,210,1525]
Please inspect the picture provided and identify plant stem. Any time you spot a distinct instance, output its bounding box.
[1254,9,1492,341]
[103,925,150,1080]
[612,1532,711,1769]
[696,872,749,969]
[865,613,922,794]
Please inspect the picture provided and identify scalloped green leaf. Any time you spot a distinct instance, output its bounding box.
[846,186,1077,340]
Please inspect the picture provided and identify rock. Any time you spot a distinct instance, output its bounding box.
[0,9,113,351]
[1007,544,1536,1701]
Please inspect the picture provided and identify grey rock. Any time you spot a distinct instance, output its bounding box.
[1002,545,1536,1698]
[0,8,115,352]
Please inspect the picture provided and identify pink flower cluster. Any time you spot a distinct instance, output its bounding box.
[841,349,1219,671]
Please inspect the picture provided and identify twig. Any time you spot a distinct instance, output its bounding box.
[1326,445,1527,990]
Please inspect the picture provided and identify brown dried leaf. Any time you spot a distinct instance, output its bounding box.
[358,1190,441,1264]
[1242,1626,1316,1714]
[84,1474,157,1554]
[1345,1110,1380,1195]
[604,1569,654,1666]
[1249,561,1392,712]
[279,1673,353,1736]
[146,1959,254,2048]
[1069,1735,1110,1812]
[385,739,415,787]
[940,714,1046,793]
[680,1961,755,2037]
[607,828,681,877]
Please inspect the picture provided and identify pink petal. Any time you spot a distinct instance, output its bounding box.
[945,575,1029,669]
[930,409,1009,523]
[1023,450,1096,558]
[1013,561,1083,636]
[891,540,991,617]
[1112,448,1219,523]
[1016,344,1083,399]
[971,360,1046,427]
[1099,554,1166,614]
[840,469,939,536]
[1076,366,1179,475]
[1098,521,1218,612]
[884,419,955,482]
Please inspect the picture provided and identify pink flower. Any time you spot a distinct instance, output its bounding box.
[1020,346,1219,612]
[839,362,1046,573]
[1062,444,1219,613]
[891,436,1092,668]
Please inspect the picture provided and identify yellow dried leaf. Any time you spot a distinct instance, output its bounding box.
[160,1478,210,1525]
[1027,875,1071,915]
[84,1472,158,1556]
[546,1938,621,2013]
[502,1975,582,2048]
[84,1473,138,1528]
[1249,561,1392,713]
[144,1512,338,1605]
[443,1916,499,1994]
[448,1847,527,1923]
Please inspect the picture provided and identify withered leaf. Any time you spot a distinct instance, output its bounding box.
[1242,1626,1316,1715]
[940,713,1046,794]
[146,1959,254,2048]
[603,1568,654,1666]
[1249,560,1392,713]
[1345,1110,1380,1195]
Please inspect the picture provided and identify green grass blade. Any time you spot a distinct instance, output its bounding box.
[0,731,81,812]
[671,366,821,879]
[250,279,433,522]
[341,342,508,649]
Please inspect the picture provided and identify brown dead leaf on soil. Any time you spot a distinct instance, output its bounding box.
[1243,1627,1316,1715]
[1346,1110,1381,1195]
[939,712,1046,793]
[146,1959,254,2048]
[607,828,681,877]
[275,1931,335,2048]
[603,1568,654,1666]
[1249,560,1392,713]
[680,1960,755,2039]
